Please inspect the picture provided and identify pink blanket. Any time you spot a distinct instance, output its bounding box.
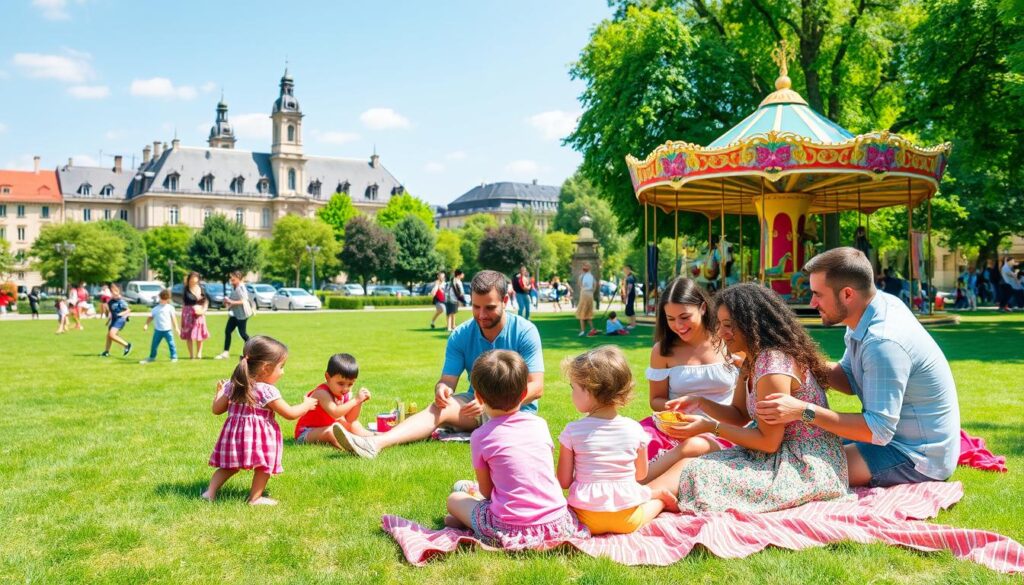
[382,482,1024,573]
[959,430,1008,472]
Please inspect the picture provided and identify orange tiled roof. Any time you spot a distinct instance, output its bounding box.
[0,169,62,204]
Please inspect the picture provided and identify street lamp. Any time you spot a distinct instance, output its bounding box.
[168,259,176,290]
[305,244,321,291]
[53,241,76,293]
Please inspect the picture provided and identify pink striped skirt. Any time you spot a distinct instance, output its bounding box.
[180,305,210,341]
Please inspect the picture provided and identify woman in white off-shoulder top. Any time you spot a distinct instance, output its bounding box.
[638,277,739,481]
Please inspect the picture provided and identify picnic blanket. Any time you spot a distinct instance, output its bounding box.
[959,430,1008,473]
[382,482,1024,573]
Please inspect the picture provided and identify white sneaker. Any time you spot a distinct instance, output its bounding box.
[578,331,586,337]
[334,424,379,459]
[214,351,230,360]
[139,359,153,364]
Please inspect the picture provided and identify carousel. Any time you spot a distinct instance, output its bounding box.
[624,41,957,326]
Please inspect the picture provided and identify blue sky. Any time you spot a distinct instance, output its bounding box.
[0,0,613,205]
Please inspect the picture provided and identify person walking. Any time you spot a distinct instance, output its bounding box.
[512,266,532,320]
[622,265,638,329]
[181,271,211,359]
[215,271,253,360]
[429,272,447,329]
[576,263,597,337]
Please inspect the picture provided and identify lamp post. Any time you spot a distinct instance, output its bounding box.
[167,259,176,290]
[305,244,321,292]
[54,241,76,293]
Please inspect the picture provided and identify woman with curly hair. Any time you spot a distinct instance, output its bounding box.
[647,283,850,513]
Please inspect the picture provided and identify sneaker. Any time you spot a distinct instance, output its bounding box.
[99,351,110,357]
[170,358,178,363]
[587,329,600,337]
[334,424,379,459]
[214,351,230,360]
[430,322,436,329]
[139,359,154,364]
[578,331,586,337]
[123,343,133,357]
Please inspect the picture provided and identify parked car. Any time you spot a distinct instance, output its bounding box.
[124,281,165,306]
[271,287,322,310]
[371,285,412,297]
[537,286,556,302]
[321,283,344,293]
[413,282,434,296]
[171,281,225,309]
[246,283,277,309]
[342,283,365,296]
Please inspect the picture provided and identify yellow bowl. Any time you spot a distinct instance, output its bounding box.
[652,410,692,434]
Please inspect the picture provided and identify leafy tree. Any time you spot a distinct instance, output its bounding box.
[435,229,464,271]
[143,225,193,285]
[553,175,621,262]
[267,215,340,287]
[30,222,125,286]
[0,239,15,279]
[376,192,435,231]
[97,220,147,282]
[457,213,498,277]
[392,216,443,286]
[340,215,397,288]
[541,231,576,279]
[477,225,540,276]
[317,192,360,245]
[185,214,260,286]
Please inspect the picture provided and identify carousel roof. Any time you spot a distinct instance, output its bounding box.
[625,44,951,217]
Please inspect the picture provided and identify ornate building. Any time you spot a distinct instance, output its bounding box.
[435,180,559,231]
[0,160,63,287]
[58,70,405,238]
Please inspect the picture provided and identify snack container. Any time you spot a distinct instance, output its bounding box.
[376,412,398,433]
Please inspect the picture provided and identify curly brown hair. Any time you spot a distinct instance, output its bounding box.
[561,345,635,408]
[715,284,829,386]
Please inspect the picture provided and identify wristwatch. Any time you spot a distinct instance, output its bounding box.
[712,420,721,437]
[801,402,816,424]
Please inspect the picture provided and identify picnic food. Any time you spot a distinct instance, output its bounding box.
[655,410,688,423]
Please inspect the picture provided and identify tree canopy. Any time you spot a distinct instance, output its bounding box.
[477,225,540,276]
[457,213,498,277]
[97,220,147,283]
[185,214,260,286]
[30,222,126,286]
[391,216,443,286]
[434,229,464,272]
[266,215,340,287]
[317,192,361,245]
[142,225,193,285]
[340,215,397,287]
[375,192,435,231]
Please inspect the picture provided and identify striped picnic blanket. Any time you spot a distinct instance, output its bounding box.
[382,481,1024,573]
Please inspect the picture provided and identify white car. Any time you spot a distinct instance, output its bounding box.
[271,288,322,311]
[246,283,277,309]
[124,281,165,306]
[343,283,365,296]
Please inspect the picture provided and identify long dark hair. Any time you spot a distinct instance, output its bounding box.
[715,283,829,386]
[654,277,719,357]
[186,271,206,302]
[229,335,288,405]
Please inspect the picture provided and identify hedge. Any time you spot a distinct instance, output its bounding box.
[325,295,435,310]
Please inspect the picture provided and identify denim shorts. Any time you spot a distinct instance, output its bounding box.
[295,427,313,444]
[847,440,937,488]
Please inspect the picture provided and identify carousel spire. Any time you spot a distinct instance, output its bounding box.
[761,39,807,106]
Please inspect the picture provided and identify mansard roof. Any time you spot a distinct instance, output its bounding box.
[446,181,560,212]
[304,155,403,201]
[144,147,276,198]
[57,164,137,200]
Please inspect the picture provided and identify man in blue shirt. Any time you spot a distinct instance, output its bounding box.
[756,247,960,487]
[336,270,545,458]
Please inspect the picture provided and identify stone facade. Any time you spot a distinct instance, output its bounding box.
[0,160,63,287]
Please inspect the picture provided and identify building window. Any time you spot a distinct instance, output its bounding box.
[287,169,296,190]
[119,209,128,221]
[15,249,26,261]
[235,207,244,225]
[365,184,379,200]
[169,206,179,225]
[166,173,179,191]
[83,209,92,221]
[0,186,9,194]
[200,174,214,193]
[0,204,5,217]
[391,185,405,196]
[17,272,24,280]
[308,180,321,198]
[16,204,25,218]
[203,208,212,223]
[41,206,49,219]
[17,227,26,241]
[261,207,271,228]
[231,176,245,194]
[79,183,92,196]
[336,181,350,194]
[104,209,112,220]
[0,227,5,239]
[257,178,269,194]
[100,184,114,198]
[287,124,295,142]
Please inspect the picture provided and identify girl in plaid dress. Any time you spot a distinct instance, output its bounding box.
[203,335,317,506]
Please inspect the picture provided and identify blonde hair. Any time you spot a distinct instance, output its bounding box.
[562,345,635,408]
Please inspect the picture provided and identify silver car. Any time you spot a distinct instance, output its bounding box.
[271,288,322,311]
[245,283,277,309]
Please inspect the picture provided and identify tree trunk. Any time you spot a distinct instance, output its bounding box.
[295,265,301,288]
[977,232,1005,268]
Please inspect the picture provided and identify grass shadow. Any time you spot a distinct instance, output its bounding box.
[961,421,1024,456]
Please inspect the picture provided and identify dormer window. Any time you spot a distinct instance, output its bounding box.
[288,169,296,191]
[391,185,405,196]
[231,176,245,194]
[336,181,350,194]
[0,185,10,194]
[200,174,214,193]
[79,183,92,196]
[365,184,379,200]
[100,184,114,198]
[165,173,179,191]
[308,180,321,198]
[257,178,269,194]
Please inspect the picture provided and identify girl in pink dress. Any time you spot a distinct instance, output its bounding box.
[445,350,589,549]
[203,335,317,506]
[557,346,671,535]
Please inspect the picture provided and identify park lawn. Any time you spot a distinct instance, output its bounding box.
[0,309,1021,584]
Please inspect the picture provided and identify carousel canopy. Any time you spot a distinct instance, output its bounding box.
[625,45,951,217]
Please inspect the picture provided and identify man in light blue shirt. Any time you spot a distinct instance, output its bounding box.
[337,270,545,458]
[757,247,960,487]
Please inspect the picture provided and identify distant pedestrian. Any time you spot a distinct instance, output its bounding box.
[141,289,179,363]
[99,284,112,319]
[181,271,210,359]
[55,296,69,334]
[622,265,638,329]
[101,284,133,358]
[513,265,533,320]
[28,287,40,319]
[429,272,446,330]
[215,271,253,360]
[576,262,597,337]
[445,269,466,332]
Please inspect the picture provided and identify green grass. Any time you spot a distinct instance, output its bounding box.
[1,310,1021,584]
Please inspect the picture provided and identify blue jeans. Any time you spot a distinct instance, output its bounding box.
[847,440,937,488]
[515,293,531,319]
[149,329,178,360]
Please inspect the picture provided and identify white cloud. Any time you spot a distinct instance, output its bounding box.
[504,159,540,177]
[230,113,272,141]
[67,84,109,99]
[201,81,217,93]
[423,162,445,173]
[359,107,411,130]
[315,131,361,145]
[71,153,98,167]
[12,50,94,83]
[130,77,198,100]
[32,0,72,20]
[445,150,467,161]
[527,109,580,141]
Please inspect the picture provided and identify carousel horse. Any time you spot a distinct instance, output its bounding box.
[763,252,792,277]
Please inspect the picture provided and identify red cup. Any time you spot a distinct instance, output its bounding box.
[376,412,398,433]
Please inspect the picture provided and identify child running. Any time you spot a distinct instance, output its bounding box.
[101,284,132,357]
[55,296,69,334]
[204,335,317,505]
[445,349,589,548]
[294,353,374,450]
[556,346,669,534]
[140,289,179,363]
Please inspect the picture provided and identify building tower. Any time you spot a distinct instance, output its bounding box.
[270,68,306,197]
[208,96,237,149]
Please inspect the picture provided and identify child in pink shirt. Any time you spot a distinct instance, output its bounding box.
[445,350,589,549]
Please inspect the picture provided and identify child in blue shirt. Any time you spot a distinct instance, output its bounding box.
[141,289,179,363]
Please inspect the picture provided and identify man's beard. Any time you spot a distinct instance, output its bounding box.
[820,296,849,326]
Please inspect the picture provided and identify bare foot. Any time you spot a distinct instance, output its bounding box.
[652,488,679,513]
[443,514,465,528]
[249,496,278,506]
[200,490,215,502]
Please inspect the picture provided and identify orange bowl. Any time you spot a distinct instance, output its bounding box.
[652,410,693,434]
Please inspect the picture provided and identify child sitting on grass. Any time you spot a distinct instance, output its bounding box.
[294,353,374,450]
[445,350,589,548]
[605,311,629,336]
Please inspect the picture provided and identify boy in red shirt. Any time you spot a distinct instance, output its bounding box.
[294,353,374,450]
